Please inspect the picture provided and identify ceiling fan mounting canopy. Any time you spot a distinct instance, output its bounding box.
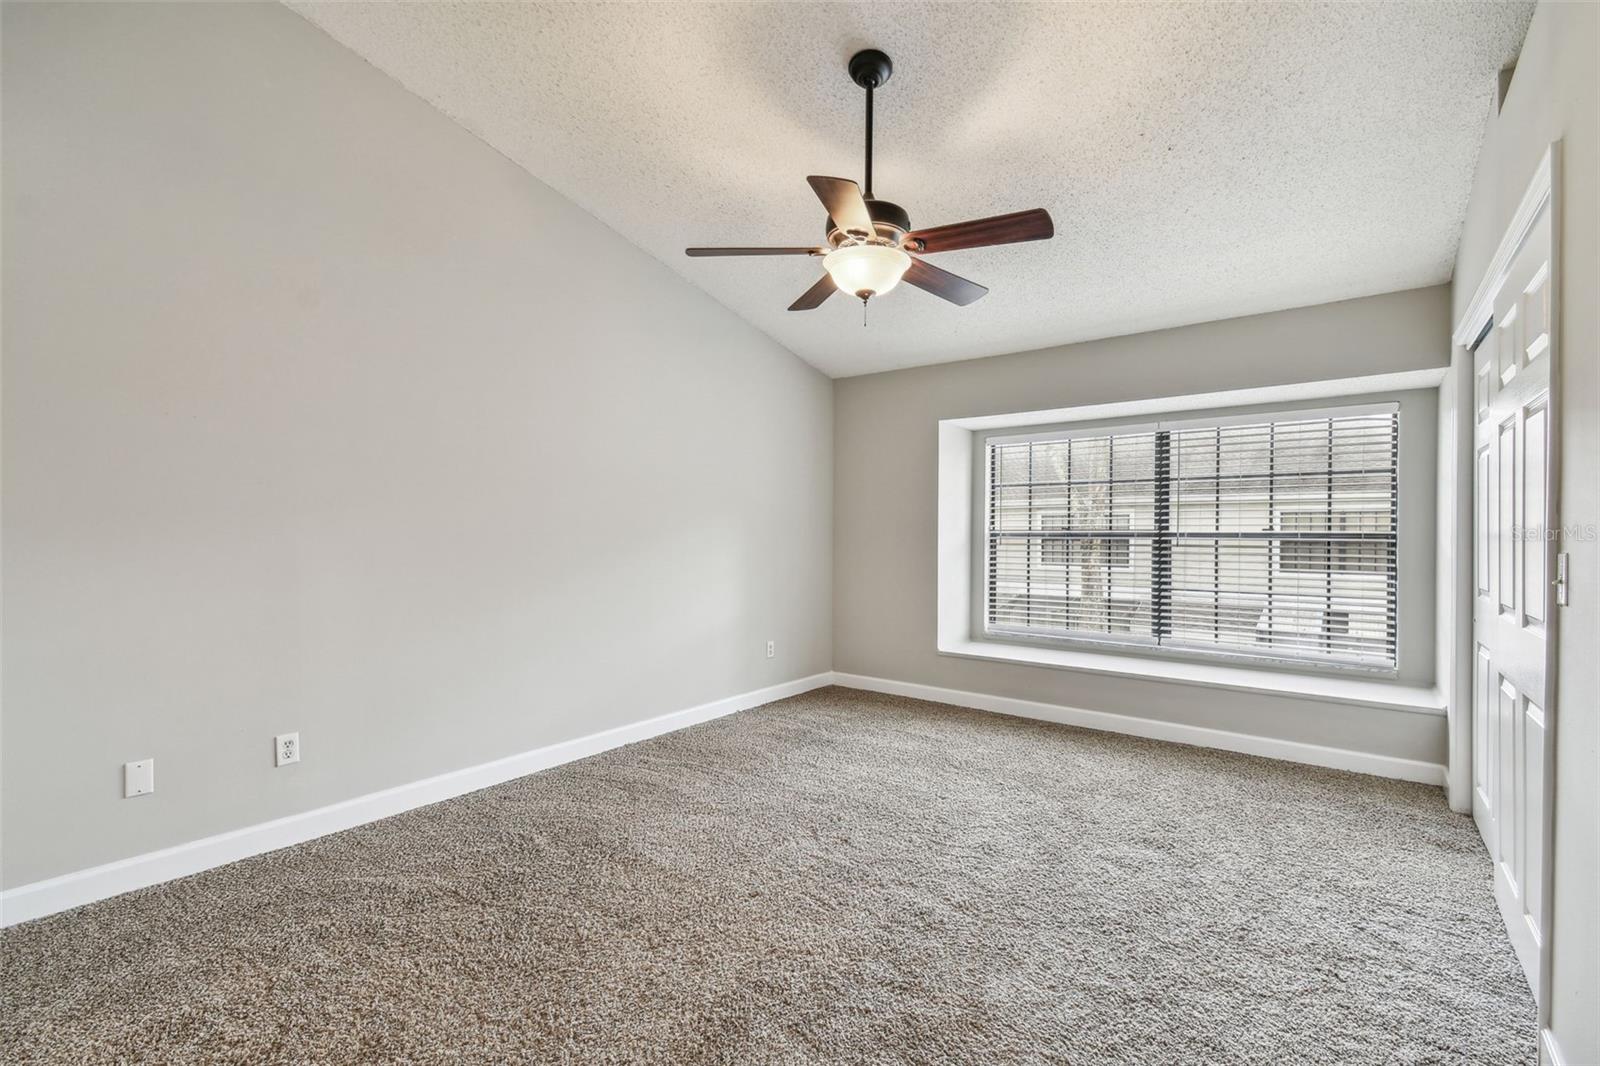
[847,49,893,90]
[684,49,1054,314]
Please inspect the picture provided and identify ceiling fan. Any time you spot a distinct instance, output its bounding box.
[685,50,1055,315]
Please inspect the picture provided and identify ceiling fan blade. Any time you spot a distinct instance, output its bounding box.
[906,208,1054,254]
[685,247,822,257]
[904,257,988,306]
[806,176,874,236]
[788,274,837,311]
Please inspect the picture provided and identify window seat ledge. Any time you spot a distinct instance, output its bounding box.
[937,638,1445,715]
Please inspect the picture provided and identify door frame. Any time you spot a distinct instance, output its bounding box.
[1449,141,1561,1016]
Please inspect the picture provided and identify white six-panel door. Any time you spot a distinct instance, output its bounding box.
[1470,192,1554,1001]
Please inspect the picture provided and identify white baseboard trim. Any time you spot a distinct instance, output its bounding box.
[0,672,833,928]
[0,668,1449,926]
[831,672,1447,786]
[1541,1027,1568,1066]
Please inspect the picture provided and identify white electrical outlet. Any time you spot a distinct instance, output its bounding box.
[124,758,155,798]
[275,732,300,767]
[766,640,776,659]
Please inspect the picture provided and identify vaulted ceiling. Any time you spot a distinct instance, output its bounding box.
[290,2,1533,378]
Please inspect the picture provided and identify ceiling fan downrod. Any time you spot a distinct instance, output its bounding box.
[865,81,873,198]
[848,50,892,198]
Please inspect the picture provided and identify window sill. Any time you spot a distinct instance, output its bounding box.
[937,637,1445,715]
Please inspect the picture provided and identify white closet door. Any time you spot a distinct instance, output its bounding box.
[1471,194,1554,1001]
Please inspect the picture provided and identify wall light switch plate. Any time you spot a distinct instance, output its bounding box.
[275,732,300,767]
[124,758,155,798]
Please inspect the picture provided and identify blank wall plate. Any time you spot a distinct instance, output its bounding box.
[124,759,154,798]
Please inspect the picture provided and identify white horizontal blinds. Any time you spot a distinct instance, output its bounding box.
[1166,412,1398,667]
[988,430,1159,641]
[985,409,1399,669]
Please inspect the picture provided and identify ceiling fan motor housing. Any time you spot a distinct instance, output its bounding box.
[826,198,911,246]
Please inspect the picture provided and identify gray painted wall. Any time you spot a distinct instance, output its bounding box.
[834,286,1451,763]
[1451,2,1598,1059]
[1,2,833,889]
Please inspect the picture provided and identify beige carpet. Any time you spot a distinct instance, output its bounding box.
[1,686,1534,1064]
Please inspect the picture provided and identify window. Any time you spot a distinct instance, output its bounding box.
[1039,513,1071,566]
[1102,513,1133,570]
[1279,510,1390,573]
[985,407,1398,670]
[1040,512,1130,569]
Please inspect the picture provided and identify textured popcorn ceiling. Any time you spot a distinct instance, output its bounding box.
[288,2,1532,378]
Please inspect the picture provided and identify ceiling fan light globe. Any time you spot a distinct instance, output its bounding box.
[822,244,911,300]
